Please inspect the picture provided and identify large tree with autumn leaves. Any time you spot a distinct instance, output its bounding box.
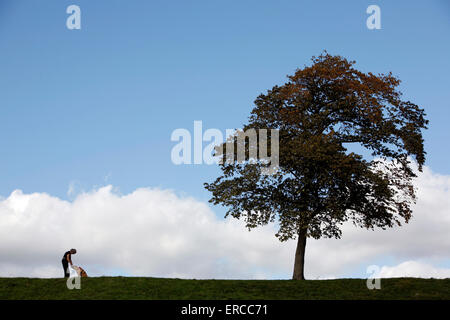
[205,52,428,280]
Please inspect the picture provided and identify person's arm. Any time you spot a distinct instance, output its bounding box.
[68,254,73,266]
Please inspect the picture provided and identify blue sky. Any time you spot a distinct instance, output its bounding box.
[1,1,449,204]
[0,0,449,279]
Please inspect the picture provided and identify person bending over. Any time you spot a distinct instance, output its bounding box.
[62,248,77,278]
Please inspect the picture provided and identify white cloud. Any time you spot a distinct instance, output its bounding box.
[378,261,450,279]
[0,165,449,279]
[0,187,292,279]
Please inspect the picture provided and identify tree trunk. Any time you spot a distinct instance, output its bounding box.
[292,228,307,280]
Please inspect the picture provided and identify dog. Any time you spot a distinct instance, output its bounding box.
[72,265,88,277]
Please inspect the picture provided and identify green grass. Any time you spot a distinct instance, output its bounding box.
[0,277,449,300]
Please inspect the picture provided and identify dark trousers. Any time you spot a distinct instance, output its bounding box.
[62,260,69,278]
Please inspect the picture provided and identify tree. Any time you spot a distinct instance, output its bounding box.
[204,52,428,280]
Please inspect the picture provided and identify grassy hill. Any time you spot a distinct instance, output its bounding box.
[1,277,449,300]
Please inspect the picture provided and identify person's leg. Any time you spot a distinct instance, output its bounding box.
[62,260,69,278]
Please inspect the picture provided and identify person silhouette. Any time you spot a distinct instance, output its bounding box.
[62,248,77,278]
